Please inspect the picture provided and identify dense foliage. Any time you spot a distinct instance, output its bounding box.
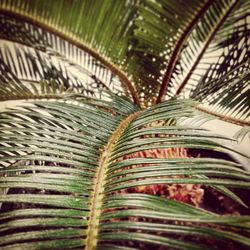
[0,0,249,249]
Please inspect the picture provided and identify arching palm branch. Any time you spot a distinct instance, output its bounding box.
[0,0,249,249]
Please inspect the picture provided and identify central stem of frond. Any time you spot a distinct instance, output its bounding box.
[85,111,140,250]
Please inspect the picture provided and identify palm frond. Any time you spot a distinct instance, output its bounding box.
[191,16,250,123]
[166,0,240,98]
[0,0,140,104]
[1,96,250,249]
[0,12,132,99]
[167,0,250,125]
[0,37,128,101]
[128,0,212,105]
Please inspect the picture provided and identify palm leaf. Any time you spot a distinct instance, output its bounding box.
[191,14,250,123]
[0,29,127,101]
[129,0,212,105]
[1,96,250,249]
[163,0,250,125]
[166,0,241,98]
[0,0,140,104]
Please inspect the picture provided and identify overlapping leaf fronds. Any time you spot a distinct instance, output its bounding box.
[0,97,250,249]
[0,0,140,104]
[190,6,250,122]
[129,0,210,105]
[0,24,128,101]
[0,0,136,62]
[167,0,250,124]
[0,13,129,98]
[1,0,249,116]
[165,0,240,98]
[0,0,250,249]
[0,41,111,101]
[0,43,78,101]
